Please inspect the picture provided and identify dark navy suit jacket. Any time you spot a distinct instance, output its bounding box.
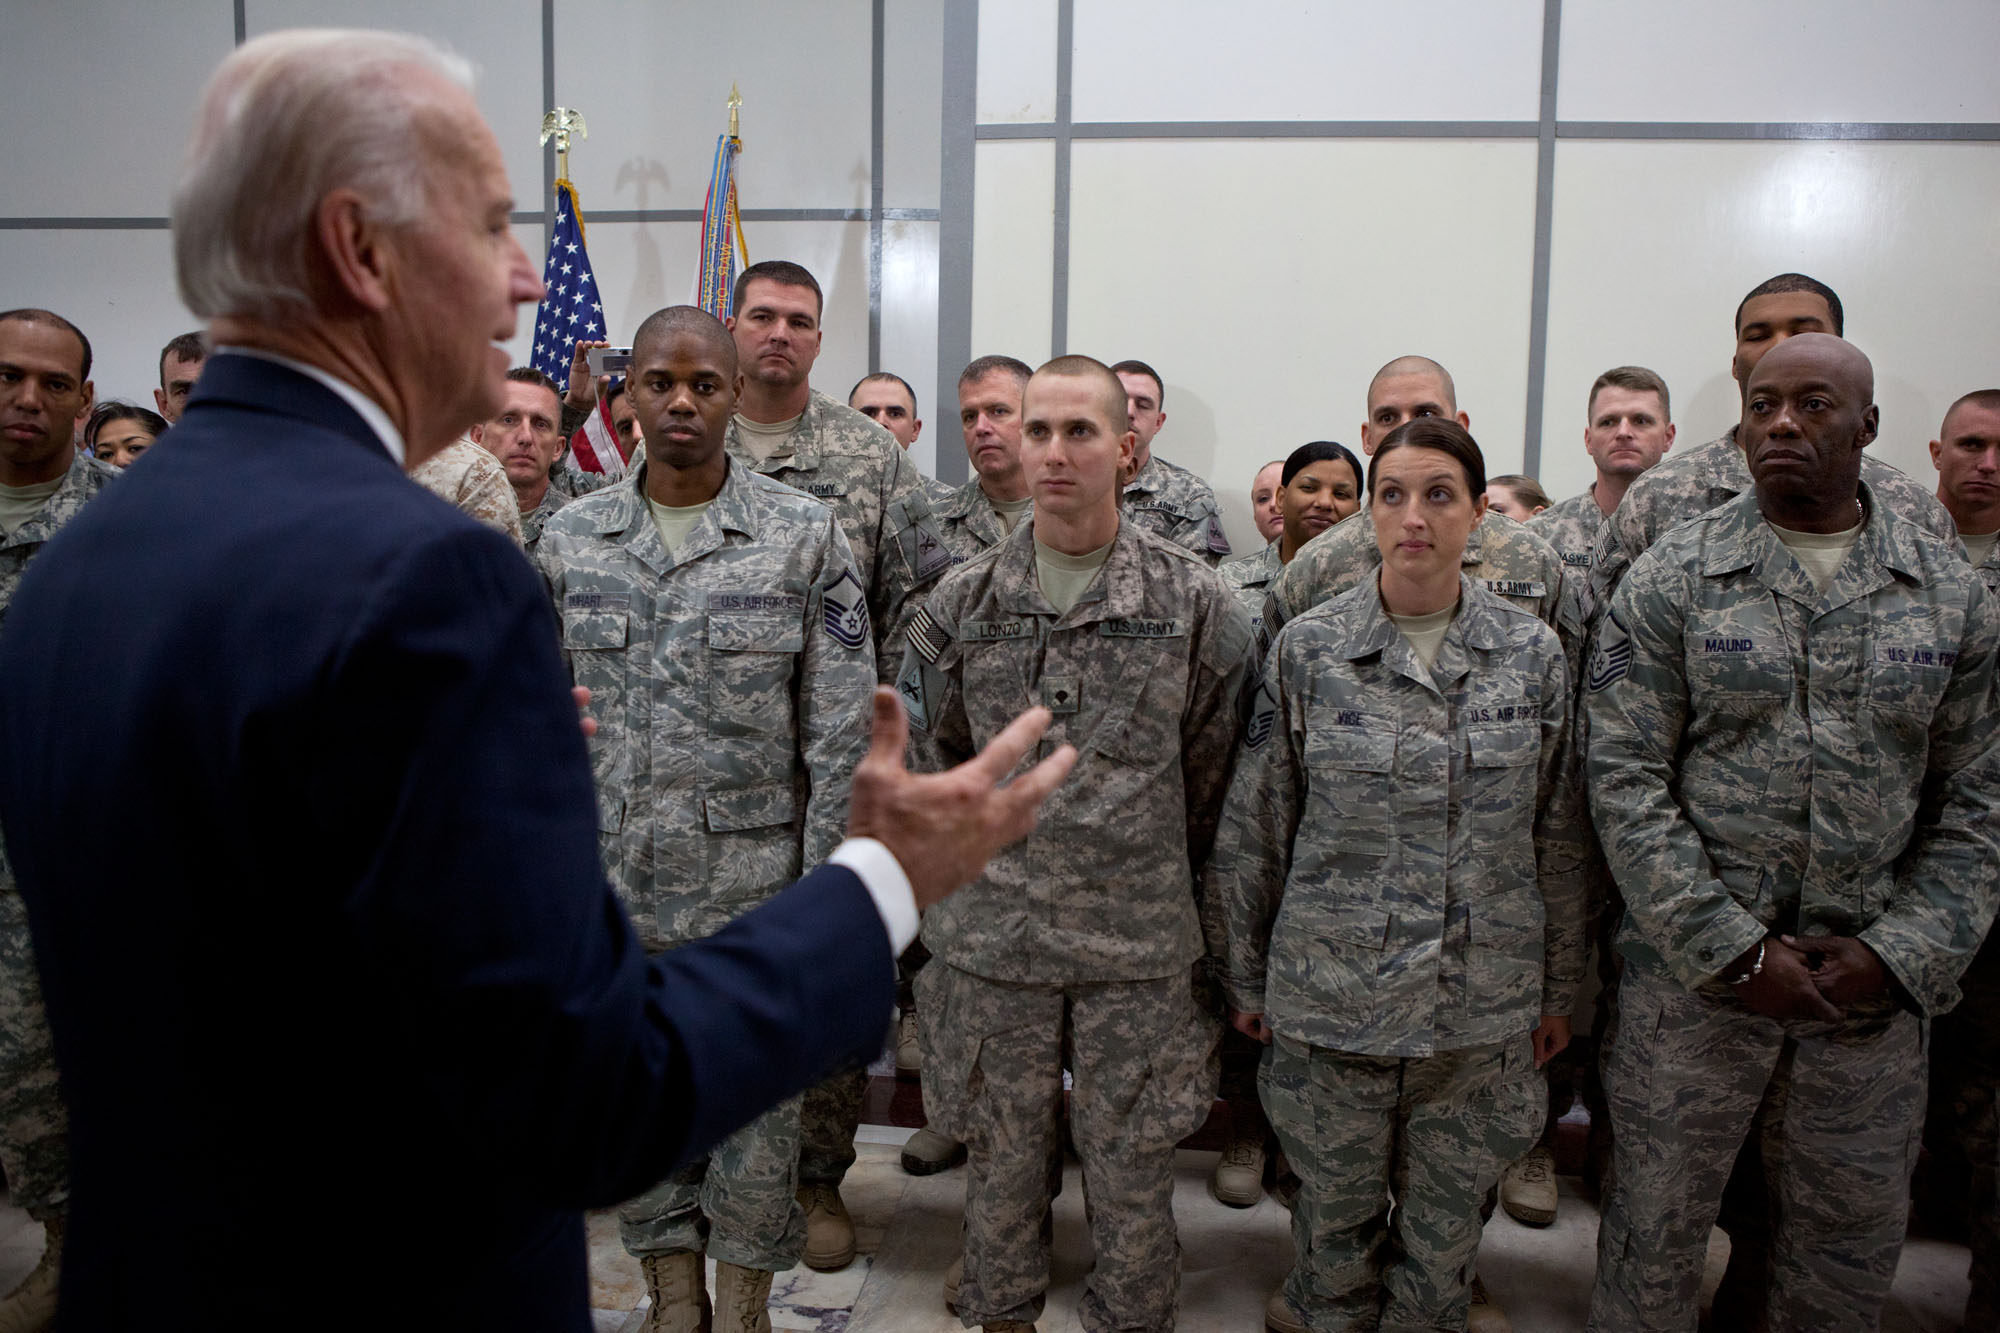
[0,354,894,1330]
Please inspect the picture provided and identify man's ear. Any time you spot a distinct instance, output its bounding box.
[1856,404,1880,451]
[315,188,395,313]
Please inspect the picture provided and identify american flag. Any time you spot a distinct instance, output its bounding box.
[528,181,606,384]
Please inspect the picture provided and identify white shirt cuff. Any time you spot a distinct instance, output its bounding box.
[827,837,919,957]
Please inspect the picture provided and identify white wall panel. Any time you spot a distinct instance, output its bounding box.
[885,0,945,207]
[977,0,1059,123]
[1559,0,2000,123]
[2,1,235,217]
[1538,140,2000,506]
[0,230,193,406]
[1071,0,1544,124]
[971,141,1056,371]
[1067,139,1540,554]
[247,0,546,218]
[553,1,872,212]
[880,221,943,480]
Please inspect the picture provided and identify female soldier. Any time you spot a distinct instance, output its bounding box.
[1220,441,1364,640]
[1206,417,1589,1332]
[86,402,167,469]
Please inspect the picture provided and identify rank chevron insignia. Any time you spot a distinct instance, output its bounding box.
[822,568,870,650]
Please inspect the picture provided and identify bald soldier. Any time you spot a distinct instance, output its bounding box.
[1587,273,1956,619]
[1111,359,1232,564]
[1585,335,2000,1333]
[1925,388,2000,1330]
[1264,356,1579,664]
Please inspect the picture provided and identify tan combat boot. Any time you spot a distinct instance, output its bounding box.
[1209,1121,1266,1208]
[1467,1275,1513,1333]
[1263,1283,1307,1333]
[943,1254,963,1311]
[795,1182,856,1270]
[0,1214,61,1333]
[640,1251,710,1333]
[1500,1145,1558,1226]
[895,1009,922,1080]
[711,1261,773,1333]
[900,1125,967,1175]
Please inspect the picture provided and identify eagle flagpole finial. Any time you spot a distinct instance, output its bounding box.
[539,107,588,181]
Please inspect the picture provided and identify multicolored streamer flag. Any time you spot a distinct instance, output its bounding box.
[696,115,748,318]
[528,180,627,476]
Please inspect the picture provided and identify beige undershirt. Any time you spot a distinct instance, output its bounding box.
[1962,530,1999,566]
[732,411,802,465]
[1387,603,1458,671]
[992,493,1033,534]
[1770,516,1865,594]
[648,496,714,555]
[0,477,65,539]
[1034,537,1114,616]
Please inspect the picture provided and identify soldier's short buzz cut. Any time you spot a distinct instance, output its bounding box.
[1368,417,1487,499]
[1369,355,1457,411]
[1735,272,1844,337]
[1108,358,1164,407]
[159,330,206,385]
[959,354,1033,391]
[850,371,918,416]
[0,308,92,381]
[732,260,823,321]
[504,365,563,412]
[1944,389,2000,431]
[1588,365,1671,423]
[633,305,739,375]
[1033,355,1132,434]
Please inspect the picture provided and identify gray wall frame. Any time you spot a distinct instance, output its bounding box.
[934,0,2000,482]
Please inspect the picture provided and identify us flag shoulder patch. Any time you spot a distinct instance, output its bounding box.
[907,605,950,663]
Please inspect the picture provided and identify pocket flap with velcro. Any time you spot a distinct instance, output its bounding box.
[702,783,799,832]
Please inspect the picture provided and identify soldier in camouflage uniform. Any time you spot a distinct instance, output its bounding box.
[1210,419,1587,1333]
[536,306,874,1331]
[1111,359,1233,564]
[0,309,114,1327]
[1584,336,2000,1333]
[1221,441,1363,660]
[1528,365,1678,583]
[900,357,1253,1332]
[470,366,571,553]
[722,260,952,1270]
[409,435,524,544]
[1922,388,2000,1329]
[932,356,1036,567]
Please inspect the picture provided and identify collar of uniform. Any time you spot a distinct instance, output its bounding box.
[1704,481,1913,603]
[1,453,110,551]
[1464,513,1489,565]
[1123,454,1165,497]
[1223,540,1281,589]
[730,390,830,473]
[992,513,1147,622]
[577,456,758,559]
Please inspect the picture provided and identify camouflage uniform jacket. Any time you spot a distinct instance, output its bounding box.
[1124,454,1232,564]
[535,458,875,947]
[725,389,952,682]
[899,518,1256,983]
[1529,486,1607,583]
[519,485,569,553]
[1587,427,1957,621]
[1966,535,2000,596]
[1218,541,1282,653]
[0,457,113,619]
[932,477,1028,567]
[409,439,525,545]
[1585,484,2000,1016]
[1208,574,1589,1057]
[923,473,958,511]
[1264,509,1583,671]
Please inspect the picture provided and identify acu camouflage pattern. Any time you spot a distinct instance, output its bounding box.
[0,455,108,1220]
[1528,486,1606,580]
[900,518,1256,984]
[408,438,524,544]
[916,963,1218,1332]
[617,1094,806,1269]
[1208,574,1590,1058]
[725,389,952,682]
[1590,963,1926,1333]
[1123,454,1232,564]
[930,477,1028,567]
[1264,509,1585,673]
[1218,540,1281,654]
[535,457,874,949]
[1586,426,1958,620]
[518,485,569,552]
[1263,1034,1543,1333]
[1585,484,2000,1014]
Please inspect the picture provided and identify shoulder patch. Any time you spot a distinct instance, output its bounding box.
[913,520,954,581]
[821,569,870,650]
[906,604,952,663]
[1586,607,1632,692]
[1245,674,1278,751]
[1205,512,1232,556]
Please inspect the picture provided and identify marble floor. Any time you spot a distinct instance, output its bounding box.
[0,1133,1971,1331]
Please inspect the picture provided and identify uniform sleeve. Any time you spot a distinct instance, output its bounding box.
[1585,555,1767,989]
[1182,585,1256,877]
[1206,635,1306,1015]
[1531,636,1591,1017]
[870,446,954,685]
[893,586,971,765]
[798,519,878,871]
[1862,578,2000,1015]
[1586,498,1647,630]
[532,527,570,667]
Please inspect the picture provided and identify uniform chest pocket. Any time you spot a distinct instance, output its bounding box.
[563,592,632,651]
[1686,623,1791,716]
[1303,711,1395,858]
[1466,723,1541,848]
[706,611,803,737]
[1091,641,1189,771]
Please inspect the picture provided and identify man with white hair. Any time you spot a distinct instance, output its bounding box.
[0,30,1072,1332]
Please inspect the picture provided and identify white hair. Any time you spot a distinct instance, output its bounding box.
[172,29,475,324]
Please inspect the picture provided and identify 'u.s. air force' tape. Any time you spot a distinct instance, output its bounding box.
[821,569,869,650]
[1586,608,1632,692]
